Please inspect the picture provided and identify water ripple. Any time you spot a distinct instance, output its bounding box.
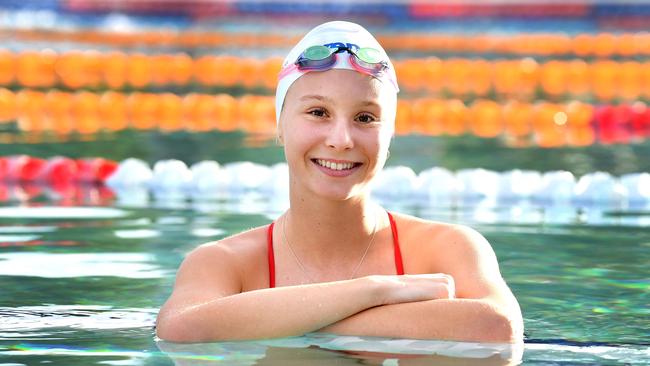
[0,253,168,278]
[0,305,156,333]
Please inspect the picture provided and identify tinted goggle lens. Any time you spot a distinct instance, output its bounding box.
[296,45,388,75]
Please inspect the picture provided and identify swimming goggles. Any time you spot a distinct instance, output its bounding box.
[278,45,391,81]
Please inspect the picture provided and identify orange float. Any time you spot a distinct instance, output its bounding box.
[126,53,152,88]
[444,58,472,97]
[533,102,565,148]
[469,99,502,138]
[394,99,412,135]
[539,60,567,98]
[410,98,440,135]
[0,49,15,85]
[16,50,57,88]
[44,90,75,137]
[102,51,128,89]
[565,59,590,97]
[590,60,618,102]
[99,91,128,131]
[421,57,444,95]
[593,33,617,58]
[565,101,595,146]
[260,57,283,90]
[73,91,101,135]
[213,93,239,132]
[158,93,184,131]
[15,90,47,133]
[572,33,594,57]
[128,92,160,130]
[443,99,468,136]
[0,88,16,122]
[618,61,642,101]
[502,100,533,138]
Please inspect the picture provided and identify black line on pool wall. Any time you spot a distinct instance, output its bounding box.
[525,338,650,347]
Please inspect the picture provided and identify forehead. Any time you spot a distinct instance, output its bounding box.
[286,69,388,105]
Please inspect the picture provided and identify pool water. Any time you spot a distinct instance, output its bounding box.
[0,198,648,365]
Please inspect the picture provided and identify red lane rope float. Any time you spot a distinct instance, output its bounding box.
[0,155,117,184]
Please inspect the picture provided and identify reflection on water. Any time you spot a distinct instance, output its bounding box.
[0,252,168,278]
[0,305,157,333]
[0,206,130,219]
[156,334,524,366]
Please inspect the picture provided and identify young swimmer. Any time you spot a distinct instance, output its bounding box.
[156,21,524,343]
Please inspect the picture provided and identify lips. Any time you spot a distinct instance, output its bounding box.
[311,158,362,176]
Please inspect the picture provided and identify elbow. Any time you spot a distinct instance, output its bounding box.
[155,314,192,343]
[482,310,523,343]
[156,312,224,343]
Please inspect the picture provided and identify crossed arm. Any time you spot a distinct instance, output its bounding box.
[156,226,523,343]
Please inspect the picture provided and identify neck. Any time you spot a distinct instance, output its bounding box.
[284,190,382,260]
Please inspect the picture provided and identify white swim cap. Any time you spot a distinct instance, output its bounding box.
[275,21,399,124]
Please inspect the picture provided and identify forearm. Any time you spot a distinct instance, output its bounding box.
[318,298,523,343]
[157,277,381,342]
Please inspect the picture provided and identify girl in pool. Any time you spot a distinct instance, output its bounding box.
[156,21,523,343]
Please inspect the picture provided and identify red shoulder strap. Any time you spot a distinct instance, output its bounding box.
[267,222,276,288]
[387,212,404,275]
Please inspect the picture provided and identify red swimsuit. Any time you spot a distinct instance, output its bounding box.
[267,212,404,288]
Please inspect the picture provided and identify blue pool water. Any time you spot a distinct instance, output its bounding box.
[0,196,648,365]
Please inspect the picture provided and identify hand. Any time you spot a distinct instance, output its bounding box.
[367,274,456,306]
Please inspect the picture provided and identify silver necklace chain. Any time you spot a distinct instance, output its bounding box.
[282,209,379,283]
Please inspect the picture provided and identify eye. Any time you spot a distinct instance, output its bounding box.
[307,108,328,118]
[356,113,378,124]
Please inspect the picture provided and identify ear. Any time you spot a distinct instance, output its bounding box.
[276,120,285,145]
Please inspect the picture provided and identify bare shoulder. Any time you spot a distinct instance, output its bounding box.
[389,212,498,274]
[174,224,270,291]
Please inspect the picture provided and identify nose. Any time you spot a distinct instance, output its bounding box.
[325,118,354,151]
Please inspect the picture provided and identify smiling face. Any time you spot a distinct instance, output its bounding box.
[278,69,396,201]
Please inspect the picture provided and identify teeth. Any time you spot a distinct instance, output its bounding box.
[316,159,355,171]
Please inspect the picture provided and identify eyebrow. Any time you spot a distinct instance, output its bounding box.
[299,95,334,103]
[299,94,381,108]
